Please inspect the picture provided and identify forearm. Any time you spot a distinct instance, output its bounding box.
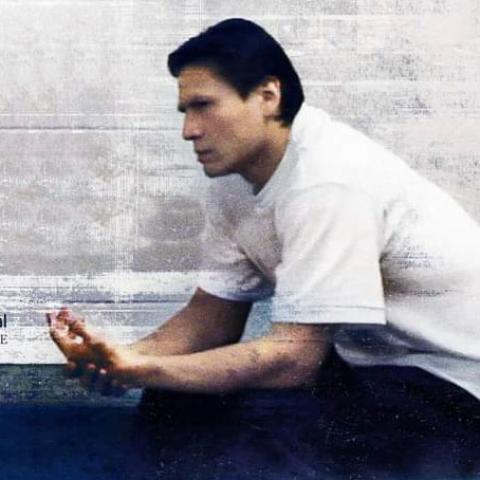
[130,309,208,356]
[130,289,250,357]
[122,333,329,394]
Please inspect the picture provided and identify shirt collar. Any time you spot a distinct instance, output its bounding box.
[254,102,309,205]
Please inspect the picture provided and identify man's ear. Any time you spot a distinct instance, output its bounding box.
[256,76,282,120]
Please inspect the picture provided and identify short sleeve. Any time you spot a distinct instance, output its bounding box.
[198,193,273,302]
[272,184,386,324]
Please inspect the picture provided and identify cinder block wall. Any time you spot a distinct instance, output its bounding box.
[0,0,479,363]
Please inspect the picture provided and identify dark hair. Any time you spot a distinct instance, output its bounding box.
[168,18,304,126]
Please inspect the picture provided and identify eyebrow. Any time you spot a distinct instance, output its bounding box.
[177,96,212,113]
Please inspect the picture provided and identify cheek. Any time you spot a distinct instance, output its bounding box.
[206,114,233,139]
[207,106,262,149]
[236,119,264,146]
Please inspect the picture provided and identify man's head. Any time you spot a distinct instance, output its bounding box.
[168,18,304,126]
[168,19,304,183]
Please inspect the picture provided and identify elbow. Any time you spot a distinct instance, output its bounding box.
[285,358,323,389]
[273,346,327,389]
[263,323,332,390]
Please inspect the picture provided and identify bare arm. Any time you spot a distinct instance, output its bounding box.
[49,288,251,392]
[131,288,252,355]
[124,323,331,393]
[51,317,331,394]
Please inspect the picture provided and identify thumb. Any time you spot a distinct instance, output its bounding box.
[68,319,93,343]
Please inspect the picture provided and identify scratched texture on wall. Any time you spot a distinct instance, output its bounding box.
[0,0,479,366]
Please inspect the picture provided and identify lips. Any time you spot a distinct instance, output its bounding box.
[195,150,213,162]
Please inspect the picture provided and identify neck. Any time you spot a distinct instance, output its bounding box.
[240,123,291,190]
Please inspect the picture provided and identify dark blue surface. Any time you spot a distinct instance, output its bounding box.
[1,360,480,480]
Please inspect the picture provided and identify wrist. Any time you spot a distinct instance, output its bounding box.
[109,348,142,387]
[117,351,165,389]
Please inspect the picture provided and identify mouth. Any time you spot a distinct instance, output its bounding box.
[195,150,213,163]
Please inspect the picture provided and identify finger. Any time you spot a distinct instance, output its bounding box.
[49,324,73,357]
[93,368,109,394]
[63,311,86,339]
[47,311,70,338]
[93,370,121,397]
[47,311,64,330]
[56,309,72,334]
[58,307,85,324]
[57,307,72,321]
[79,363,98,391]
[109,379,129,397]
[68,319,93,344]
[64,360,82,379]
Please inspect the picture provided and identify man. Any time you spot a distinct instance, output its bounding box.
[49,18,480,420]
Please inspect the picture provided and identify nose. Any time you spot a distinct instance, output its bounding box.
[182,113,202,141]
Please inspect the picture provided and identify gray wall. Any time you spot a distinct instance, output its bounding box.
[0,0,479,362]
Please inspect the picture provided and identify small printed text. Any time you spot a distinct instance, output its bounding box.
[0,314,7,345]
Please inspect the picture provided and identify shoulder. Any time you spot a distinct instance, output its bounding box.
[273,183,385,252]
[287,105,426,209]
[294,108,392,183]
[275,183,381,221]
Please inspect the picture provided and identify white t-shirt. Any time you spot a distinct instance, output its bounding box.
[198,103,480,399]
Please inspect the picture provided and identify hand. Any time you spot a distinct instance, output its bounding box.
[47,308,132,395]
[47,307,95,365]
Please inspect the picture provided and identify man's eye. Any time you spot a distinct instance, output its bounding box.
[193,101,211,110]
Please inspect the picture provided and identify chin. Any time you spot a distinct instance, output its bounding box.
[202,165,234,179]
